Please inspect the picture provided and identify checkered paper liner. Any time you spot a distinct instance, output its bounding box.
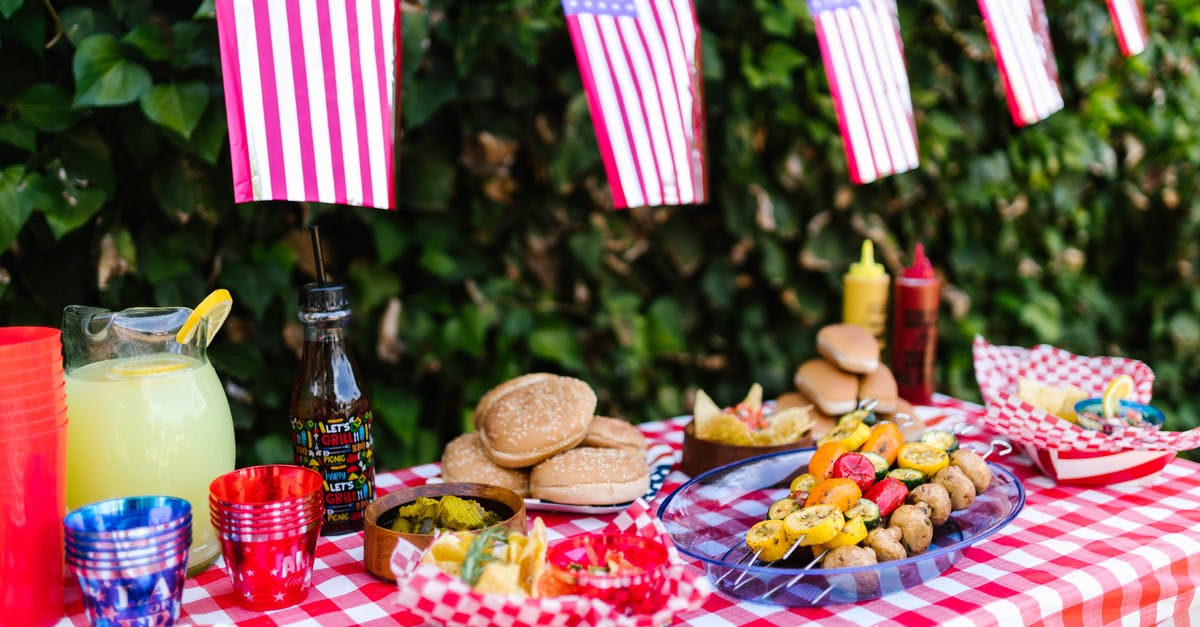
[388,498,711,627]
[973,335,1200,453]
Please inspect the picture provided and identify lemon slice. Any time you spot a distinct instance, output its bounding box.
[110,358,190,378]
[176,288,233,346]
[1101,374,1135,418]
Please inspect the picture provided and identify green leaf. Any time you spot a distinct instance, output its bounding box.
[0,166,35,251]
[73,34,152,107]
[59,7,119,45]
[122,22,169,61]
[61,129,117,194]
[139,81,208,138]
[0,119,36,152]
[403,57,459,127]
[44,187,106,239]
[0,0,41,52]
[185,104,227,165]
[0,0,24,19]
[15,83,84,132]
[193,0,216,19]
[529,324,586,372]
[252,433,294,465]
[398,153,456,209]
[170,21,213,69]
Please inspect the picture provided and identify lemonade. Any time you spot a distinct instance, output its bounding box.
[65,353,235,573]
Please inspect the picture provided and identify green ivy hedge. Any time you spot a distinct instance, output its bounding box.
[2,0,1198,469]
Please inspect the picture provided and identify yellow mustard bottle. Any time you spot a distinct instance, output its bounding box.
[842,239,890,349]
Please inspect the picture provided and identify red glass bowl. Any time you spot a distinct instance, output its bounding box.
[546,533,670,616]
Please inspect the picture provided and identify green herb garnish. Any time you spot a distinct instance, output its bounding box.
[460,527,508,587]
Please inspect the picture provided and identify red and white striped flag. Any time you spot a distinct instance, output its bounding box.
[809,0,919,185]
[977,0,1064,127]
[1107,0,1148,56]
[215,0,400,210]
[562,0,707,209]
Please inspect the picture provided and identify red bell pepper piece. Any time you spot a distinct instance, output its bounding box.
[864,477,909,517]
[831,452,877,493]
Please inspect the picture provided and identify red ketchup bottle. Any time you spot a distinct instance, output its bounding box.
[891,243,940,406]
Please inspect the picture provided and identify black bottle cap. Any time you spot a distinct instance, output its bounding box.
[299,283,349,312]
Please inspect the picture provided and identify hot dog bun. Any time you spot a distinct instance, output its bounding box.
[816,323,880,374]
[859,364,899,414]
[793,358,860,417]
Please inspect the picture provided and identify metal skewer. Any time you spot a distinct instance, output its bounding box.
[712,546,759,587]
[757,548,829,599]
[728,532,810,591]
[950,422,976,437]
[726,531,809,590]
[978,439,1012,460]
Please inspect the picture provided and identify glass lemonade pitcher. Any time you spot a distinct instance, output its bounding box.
[62,297,236,574]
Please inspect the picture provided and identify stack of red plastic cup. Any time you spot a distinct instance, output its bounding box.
[208,465,324,610]
[0,326,68,627]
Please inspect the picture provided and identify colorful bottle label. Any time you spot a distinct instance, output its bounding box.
[290,412,375,527]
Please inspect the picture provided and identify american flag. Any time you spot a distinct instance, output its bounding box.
[215,0,400,210]
[809,0,919,185]
[1107,0,1148,56]
[977,0,1064,127]
[562,0,707,209]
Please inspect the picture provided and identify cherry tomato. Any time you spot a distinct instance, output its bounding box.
[831,452,877,493]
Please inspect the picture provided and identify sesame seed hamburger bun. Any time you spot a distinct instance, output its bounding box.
[472,372,557,429]
[530,447,650,505]
[816,323,880,374]
[441,432,531,497]
[476,374,597,468]
[580,416,648,455]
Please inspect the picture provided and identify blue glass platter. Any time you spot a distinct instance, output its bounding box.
[657,447,1025,607]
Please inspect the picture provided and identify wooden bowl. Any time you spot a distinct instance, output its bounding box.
[363,482,527,582]
[679,421,813,477]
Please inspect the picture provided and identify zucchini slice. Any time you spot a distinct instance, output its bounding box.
[887,467,929,490]
[844,497,882,530]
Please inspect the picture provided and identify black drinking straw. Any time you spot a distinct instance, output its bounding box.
[309,225,326,286]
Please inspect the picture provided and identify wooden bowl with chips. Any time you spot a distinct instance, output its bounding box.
[363,482,526,581]
[679,384,816,477]
[680,420,813,477]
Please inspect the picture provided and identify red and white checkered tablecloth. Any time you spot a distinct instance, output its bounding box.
[55,395,1200,626]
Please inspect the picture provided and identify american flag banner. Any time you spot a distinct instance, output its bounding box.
[1106,0,1149,56]
[215,0,400,210]
[562,0,707,210]
[809,0,919,185]
[977,0,1064,127]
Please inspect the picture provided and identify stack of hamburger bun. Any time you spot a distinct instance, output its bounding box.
[441,373,650,505]
[778,323,916,439]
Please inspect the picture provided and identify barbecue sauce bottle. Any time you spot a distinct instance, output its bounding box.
[289,279,376,535]
[891,243,940,406]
